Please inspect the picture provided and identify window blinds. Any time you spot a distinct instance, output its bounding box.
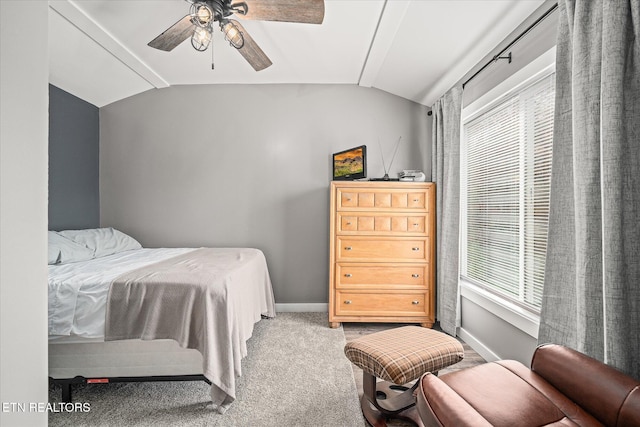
[463,73,555,311]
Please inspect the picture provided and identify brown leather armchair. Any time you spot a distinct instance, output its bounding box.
[416,343,640,427]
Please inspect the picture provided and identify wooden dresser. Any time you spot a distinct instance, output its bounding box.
[328,181,435,328]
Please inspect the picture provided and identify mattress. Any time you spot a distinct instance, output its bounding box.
[48,247,193,339]
[49,338,203,379]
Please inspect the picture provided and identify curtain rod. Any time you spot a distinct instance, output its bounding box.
[462,2,558,90]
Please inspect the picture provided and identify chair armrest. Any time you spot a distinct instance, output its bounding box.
[532,344,640,427]
[417,373,492,427]
[620,386,640,427]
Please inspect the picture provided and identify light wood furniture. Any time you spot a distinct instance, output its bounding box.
[329,181,436,329]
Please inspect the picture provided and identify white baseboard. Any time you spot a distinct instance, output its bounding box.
[275,303,328,313]
[458,327,500,362]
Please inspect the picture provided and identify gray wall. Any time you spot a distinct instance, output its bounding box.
[100,84,430,305]
[49,84,100,231]
[1,1,49,425]
[460,295,538,363]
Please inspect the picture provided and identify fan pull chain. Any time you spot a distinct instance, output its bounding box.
[211,39,215,70]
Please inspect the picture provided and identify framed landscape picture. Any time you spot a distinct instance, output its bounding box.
[333,145,367,180]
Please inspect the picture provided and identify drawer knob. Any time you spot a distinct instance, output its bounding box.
[413,223,420,226]
[412,247,420,251]
[412,274,420,278]
[345,246,352,251]
[346,222,352,225]
[412,300,420,305]
[346,198,352,201]
[413,199,419,202]
[344,300,352,304]
[344,273,352,277]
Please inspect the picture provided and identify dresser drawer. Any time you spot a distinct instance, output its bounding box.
[336,237,428,262]
[335,263,428,289]
[337,188,429,211]
[338,212,427,235]
[335,290,429,316]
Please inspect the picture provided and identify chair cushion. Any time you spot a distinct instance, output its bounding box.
[344,326,464,384]
[419,360,602,427]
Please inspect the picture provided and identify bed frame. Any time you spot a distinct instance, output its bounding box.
[49,338,208,402]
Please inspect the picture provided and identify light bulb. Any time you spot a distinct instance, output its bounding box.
[221,20,244,49]
[194,3,212,26]
[191,26,212,51]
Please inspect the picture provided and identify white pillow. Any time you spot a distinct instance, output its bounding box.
[58,227,142,258]
[48,231,95,264]
[48,232,61,265]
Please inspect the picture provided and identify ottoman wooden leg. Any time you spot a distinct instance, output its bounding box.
[361,371,425,427]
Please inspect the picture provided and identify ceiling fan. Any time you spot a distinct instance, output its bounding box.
[148,0,325,71]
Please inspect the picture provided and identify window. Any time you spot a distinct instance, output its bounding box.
[461,72,555,312]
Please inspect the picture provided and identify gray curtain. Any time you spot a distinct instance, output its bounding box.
[431,85,463,336]
[538,0,640,379]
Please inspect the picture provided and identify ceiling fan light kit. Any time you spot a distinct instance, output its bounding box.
[221,19,244,49]
[193,2,214,26]
[191,26,212,51]
[148,0,325,71]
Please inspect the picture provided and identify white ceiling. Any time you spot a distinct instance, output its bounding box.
[48,0,545,108]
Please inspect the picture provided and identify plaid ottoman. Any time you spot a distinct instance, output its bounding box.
[345,326,464,427]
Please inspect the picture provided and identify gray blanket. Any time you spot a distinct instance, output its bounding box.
[105,248,276,413]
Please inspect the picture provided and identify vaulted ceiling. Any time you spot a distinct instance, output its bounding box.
[48,0,545,108]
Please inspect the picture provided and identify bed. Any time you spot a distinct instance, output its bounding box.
[47,228,276,413]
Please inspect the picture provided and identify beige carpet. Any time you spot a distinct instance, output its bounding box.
[49,313,365,427]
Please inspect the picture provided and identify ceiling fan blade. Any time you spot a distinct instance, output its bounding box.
[148,15,195,51]
[231,20,273,71]
[238,0,324,24]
